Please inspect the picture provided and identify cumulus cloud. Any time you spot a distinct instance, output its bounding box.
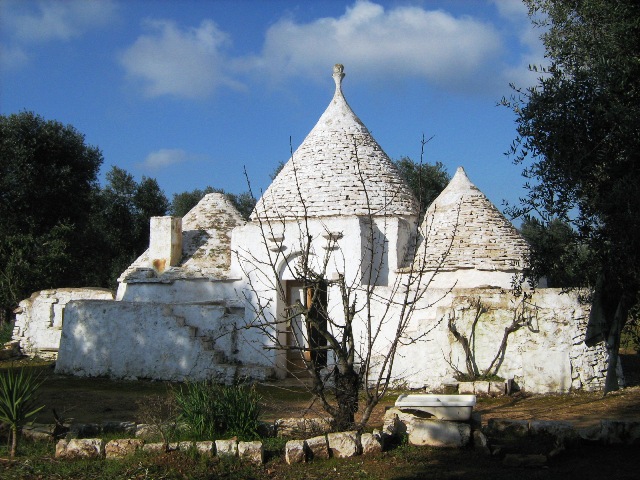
[491,0,548,89]
[120,19,242,99]
[6,0,117,43]
[141,149,189,170]
[242,0,504,92]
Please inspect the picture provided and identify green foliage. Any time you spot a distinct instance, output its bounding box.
[0,112,103,321]
[393,157,450,213]
[0,368,45,457]
[0,321,13,344]
[174,382,262,441]
[504,0,640,391]
[519,216,591,288]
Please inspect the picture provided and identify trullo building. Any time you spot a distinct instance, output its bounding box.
[16,65,614,393]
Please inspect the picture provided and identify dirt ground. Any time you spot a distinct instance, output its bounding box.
[2,354,639,428]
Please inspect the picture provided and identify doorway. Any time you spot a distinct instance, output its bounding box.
[284,280,328,377]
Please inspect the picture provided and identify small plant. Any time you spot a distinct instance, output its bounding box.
[174,381,262,441]
[136,393,178,451]
[0,367,44,458]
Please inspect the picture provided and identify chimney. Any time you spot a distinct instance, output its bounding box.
[149,216,182,274]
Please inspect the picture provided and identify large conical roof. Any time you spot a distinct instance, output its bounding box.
[251,65,418,220]
[414,167,529,272]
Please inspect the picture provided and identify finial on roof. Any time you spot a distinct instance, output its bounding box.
[333,64,345,92]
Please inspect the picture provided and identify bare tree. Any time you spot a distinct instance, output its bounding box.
[235,138,455,431]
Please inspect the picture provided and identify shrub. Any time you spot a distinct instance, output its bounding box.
[0,320,13,344]
[0,367,44,458]
[174,381,262,441]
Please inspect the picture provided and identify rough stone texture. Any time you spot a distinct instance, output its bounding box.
[12,288,114,359]
[529,420,577,443]
[360,432,383,455]
[276,417,335,438]
[458,382,474,394]
[487,419,529,437]
[22,424,55,441]
[238,441,264,464]
[105,438,143,458]
[285,439,307,464]
[327,431,359,458]
[178,441,195,451]
[196,441,215,456]
[215,439,238,457]
[414,167,529,274]
[597,420,640,445]
[253,65,418,221]
[473,430,491,455]
[305,435,330,460]
[120,193,246,283]
[57,438,105,459]
[408,419,471,447]
[142,443,166,453]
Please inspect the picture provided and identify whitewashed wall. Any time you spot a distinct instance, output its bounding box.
[13,288,114,359]
[55,300,273,382]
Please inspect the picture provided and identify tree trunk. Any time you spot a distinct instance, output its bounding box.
[333,367,359,431]
[10,425,17,459]
[603,298,628,394]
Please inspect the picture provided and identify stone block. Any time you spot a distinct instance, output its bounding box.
[55,439,68,458]
[360,432,383,455]
[327,431,359,458]
[142,442,166,453]
[58,438,105,459]
[408,419,471,447]
[22,423,55,441]
[458,382,474,394]
[276,417,335,438]
[529,420,577,443]
[305,435,329,460]
[487,419,529,436]
[215,439,238,457]
[105,438,144,458]
[600,420,640,445]
[238,441,264,464]
[489,381,505,396]
[285,439,306,464]
[195,441,215,456]
[178,441,195,451]
[472,430,491,455]
[474,381,490,395]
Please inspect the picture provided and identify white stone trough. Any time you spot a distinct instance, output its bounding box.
[394,394,476,421]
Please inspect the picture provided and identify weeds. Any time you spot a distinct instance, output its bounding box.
[174,381,262,441]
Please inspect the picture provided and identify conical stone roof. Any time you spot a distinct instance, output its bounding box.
[414,167,529,272]
[251,65,418,220]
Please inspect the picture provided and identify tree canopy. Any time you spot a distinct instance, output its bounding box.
[0,112,169,321]
[506,0,640,392]
[394,157,450,213]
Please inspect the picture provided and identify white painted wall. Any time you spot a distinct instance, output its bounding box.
[13,288,114,359]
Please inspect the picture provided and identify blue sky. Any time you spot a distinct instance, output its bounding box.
[1,0,546,215]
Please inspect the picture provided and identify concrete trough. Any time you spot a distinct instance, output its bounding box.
[394,394,476,421]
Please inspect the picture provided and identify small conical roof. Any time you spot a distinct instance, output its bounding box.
[252,64,418,220]
[414,167,529,272]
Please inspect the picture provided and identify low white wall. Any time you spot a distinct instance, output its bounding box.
[13,288,114,359]
[376,287,611,393]
[55,300,274,382]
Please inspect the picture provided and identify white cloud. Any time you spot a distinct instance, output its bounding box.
[141,149,189,170]
[7,0,117,43]
[491,0,548,89]
[120,19,242,99]
[242,0,504,92]
[0,44,28,70]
